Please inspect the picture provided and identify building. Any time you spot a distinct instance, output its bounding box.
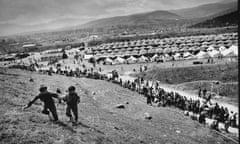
[22,44,38,51]
[40,53,63,62]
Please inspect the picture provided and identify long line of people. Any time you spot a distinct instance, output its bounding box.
[11,63,238,133]
[119,77,238,132]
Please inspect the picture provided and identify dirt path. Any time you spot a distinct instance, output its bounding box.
[120,71,238,113]
[117,71,239,134]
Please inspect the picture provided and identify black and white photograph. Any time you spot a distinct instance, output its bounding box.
[0,0,238,143]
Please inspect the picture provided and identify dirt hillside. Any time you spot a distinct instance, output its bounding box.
[0,68,236,144]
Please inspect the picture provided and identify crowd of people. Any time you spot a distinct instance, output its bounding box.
[119,77,238,132]
[12,61,238,133]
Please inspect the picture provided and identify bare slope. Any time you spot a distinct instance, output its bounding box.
[137,62,238,84]
[0,68,236,144]
[136,62,238,102]
[189,10,239,28]
[171,1,237,19]
[80,10,183,28]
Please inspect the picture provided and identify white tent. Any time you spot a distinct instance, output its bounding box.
[183,52,192,58]
[184,55,196,60]
[208,50,222,58]
[113,57,125,64]
[221,47,237,57]
[173,53,181,60]
[104,57,113,64]
[229,45,238,56]
[127,56,137,63]
[195,51,210,59]
[207,45,215,51]
[151,54,159,61]
[163,54,172,61]
[219,46,226,52]
[138,55,148,63]
[174,53,181,57]
[84,54,94,60]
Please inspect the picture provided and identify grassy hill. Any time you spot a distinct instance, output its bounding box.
[171,1,237,19]
[173,81,238,106]
[0,68,237,143]
[80,10,183,28]
[189,10,239,28]
[136,62,238,103]
[137,62,238,84]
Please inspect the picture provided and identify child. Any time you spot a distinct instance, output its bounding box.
[62,86,80,124]
[23,85,60,121]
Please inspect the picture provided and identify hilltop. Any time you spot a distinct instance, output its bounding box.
[80,10,183,28]
[170,1,237,19]
[189,10,239,28]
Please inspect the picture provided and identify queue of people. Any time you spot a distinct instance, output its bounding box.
[18,62,238,133]
[119,77,238,132]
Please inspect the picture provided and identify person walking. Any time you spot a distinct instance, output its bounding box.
[62,86,80,124]
[198,87,202,97]
[23,85,60,121]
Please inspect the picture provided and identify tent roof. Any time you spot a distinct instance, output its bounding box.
[127,56,137,61]
[105,57,113,62]
[114,57,125,63]
[196,51,210,59]
[207,46,215,51]
[208,50,221,57]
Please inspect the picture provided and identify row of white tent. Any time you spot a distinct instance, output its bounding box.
[104,56,148,64]
[101,45,238,64]
[93,33,237,50]
[196,45,238,59]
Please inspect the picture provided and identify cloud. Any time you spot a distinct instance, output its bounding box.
[0,0,227,35]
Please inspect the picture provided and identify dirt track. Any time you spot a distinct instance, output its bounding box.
[0,68,237,144]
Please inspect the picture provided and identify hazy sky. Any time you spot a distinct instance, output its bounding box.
[0,0,225,27]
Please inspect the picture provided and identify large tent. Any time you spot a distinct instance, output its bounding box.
[207,45,215,51]
[127,56,137,63]
[104,57,113,65]
[229,45,238,56]
[151,54,159,61]
[183,52,192,58]
[208,50,222,58]
[138,55,148,63]
[195,51,210,59]
[173,53,181,59]
[113,57,125,64]
[219,45,226,52]
[221,47,237,57]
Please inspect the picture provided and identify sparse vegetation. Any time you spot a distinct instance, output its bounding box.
[189,10,238,28]
[137,62,238,84]
[1,68,236,144]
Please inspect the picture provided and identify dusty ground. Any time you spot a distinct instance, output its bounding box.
[0,68,238,144]
[171,81,238,106]
[92,57,237,75]
[133,60,238,106]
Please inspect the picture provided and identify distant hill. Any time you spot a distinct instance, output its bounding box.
[79,1,237,29]
[170,1,237,19]
[80,10,183,28]
[188,10,239,28]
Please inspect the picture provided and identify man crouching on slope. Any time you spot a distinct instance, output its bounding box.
[23,85,60,121]
[61,86,80,125]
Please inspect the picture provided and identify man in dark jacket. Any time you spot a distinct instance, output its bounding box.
[62,86,80,124]
[23,85,60,121]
